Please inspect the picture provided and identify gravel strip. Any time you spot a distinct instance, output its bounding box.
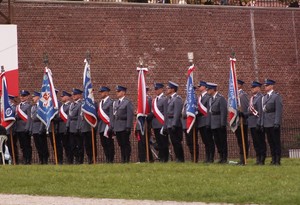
[0,194,240,205]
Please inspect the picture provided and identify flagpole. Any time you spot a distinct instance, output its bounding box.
[51,122,58,165]
[86,51,96,165]
[145,120,150,162]
[10,129,16,165]
[232,52,247,165]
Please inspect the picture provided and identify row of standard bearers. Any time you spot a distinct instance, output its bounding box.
[4,77,282,165]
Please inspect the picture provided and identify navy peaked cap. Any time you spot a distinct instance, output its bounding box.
[237,79,245,85]
[206,82,218,89]
[251,81,262,88]
[116,85,127,92]
[264,79,276,85]
[20,90,30,96]
[198,81,207,87]
[167,81,179,89]
[154,83,164,90]
[61,90,72,97]
[99,86,111,92]
[72,88,83,95]
[32,91,41,97]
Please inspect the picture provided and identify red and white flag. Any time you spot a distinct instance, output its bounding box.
[136,67,148,135]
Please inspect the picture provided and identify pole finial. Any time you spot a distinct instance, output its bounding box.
[188,52,194,66]
[138,57,144,67]
[230,48,236,58]
[86,50,91,64]
[1,65,5,73]
[43,53,49,66]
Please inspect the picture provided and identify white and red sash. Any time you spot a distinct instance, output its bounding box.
[98,100,110,138]
[198,95,207,116]
[249,96,259,117]
[16,104,28,122]
[152,97,164,125]
[59,104,68,123]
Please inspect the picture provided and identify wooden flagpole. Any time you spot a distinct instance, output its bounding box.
[51,122,58,165]
[145,120,150,162]
[10,129,16,165]
[193,125,196,163]
[91,127,96,164]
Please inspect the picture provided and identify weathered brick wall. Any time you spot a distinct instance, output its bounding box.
[1,1,299,162]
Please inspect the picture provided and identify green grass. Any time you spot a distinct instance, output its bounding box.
[1,158,300,205]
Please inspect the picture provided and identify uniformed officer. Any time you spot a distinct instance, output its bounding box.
[6,95,17,164]
[111,85,134,163]
[166,81,184,162]
[197,81,214,163]
[206,82,228,164]
[235,79,249,165]
[261,79,283,165]
[136,87,153,163]
[15,90,32,164]
[150,83,169,162]
[30,91,49,164]
[57,90,72,164]
[98,86,115,163]
[248,81,266,165]
[67,88,83,164]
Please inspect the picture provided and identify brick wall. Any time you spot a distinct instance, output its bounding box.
[1,1,300,162]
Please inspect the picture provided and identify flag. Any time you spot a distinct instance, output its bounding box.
[228,58,239,132]
[0,70,15,129]
[37,67,59,131]
[136,67,148,135]
[82,59,97,128]
[186,64,197,134]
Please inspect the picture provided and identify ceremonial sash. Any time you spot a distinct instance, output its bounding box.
[249,96,259,117]
[152,97,164,125]
[59,104,68,123]
[98,101,110,138]
[198,95,207,116]
[16,104,28,122]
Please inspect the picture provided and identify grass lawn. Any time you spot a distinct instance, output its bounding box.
[1,158,300,205]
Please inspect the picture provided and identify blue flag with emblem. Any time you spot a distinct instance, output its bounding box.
[228,58,239,132]
[82,59,97,128]
[186,64,197,134]
[37,67,58,132]
[0,69,15,130]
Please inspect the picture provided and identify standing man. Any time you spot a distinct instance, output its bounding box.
[15,90,32,164]
[197,81,214,163]
[67,88,83,164]
[150,83,169,162]
[98,86,115,163]
[248,81,266,165]
[111,85,134,163]
[261,79,283,165]
[58,90,72,164]
[206,82,228,164]
[235,79,249,165]
[30,91,49,164]
[166,81,184,162]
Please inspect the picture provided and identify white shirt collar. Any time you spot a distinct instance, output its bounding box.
[171,93,177,98]
[102,96,109,103]
[201,91,207,97]
[157,93,164,99]
[267,90,274,96]
[213,92,218,99]
[119,96,125,102]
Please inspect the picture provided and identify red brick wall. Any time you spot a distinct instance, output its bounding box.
[1,2,300,161]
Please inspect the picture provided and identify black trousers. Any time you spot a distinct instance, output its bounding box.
[33,133,49,164]
[69,132,84,164]
[16,131,32,164]
[57,132,72,164]
[199,126,215,162]
[265,127,281,158]
[250,127,266,158]
[82,131,97,164]
[184,127,199,162]
[7,133,19,164]
[48,132,63,164]
[116,131,131,163]
[153,128,169,162]
[136,130,153,162]
[100,132,115,163]
[235,125,249,156]
[212,127,228,161]
[168,126,184,162]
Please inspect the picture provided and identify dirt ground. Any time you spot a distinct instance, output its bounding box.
[0,194,245,205]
